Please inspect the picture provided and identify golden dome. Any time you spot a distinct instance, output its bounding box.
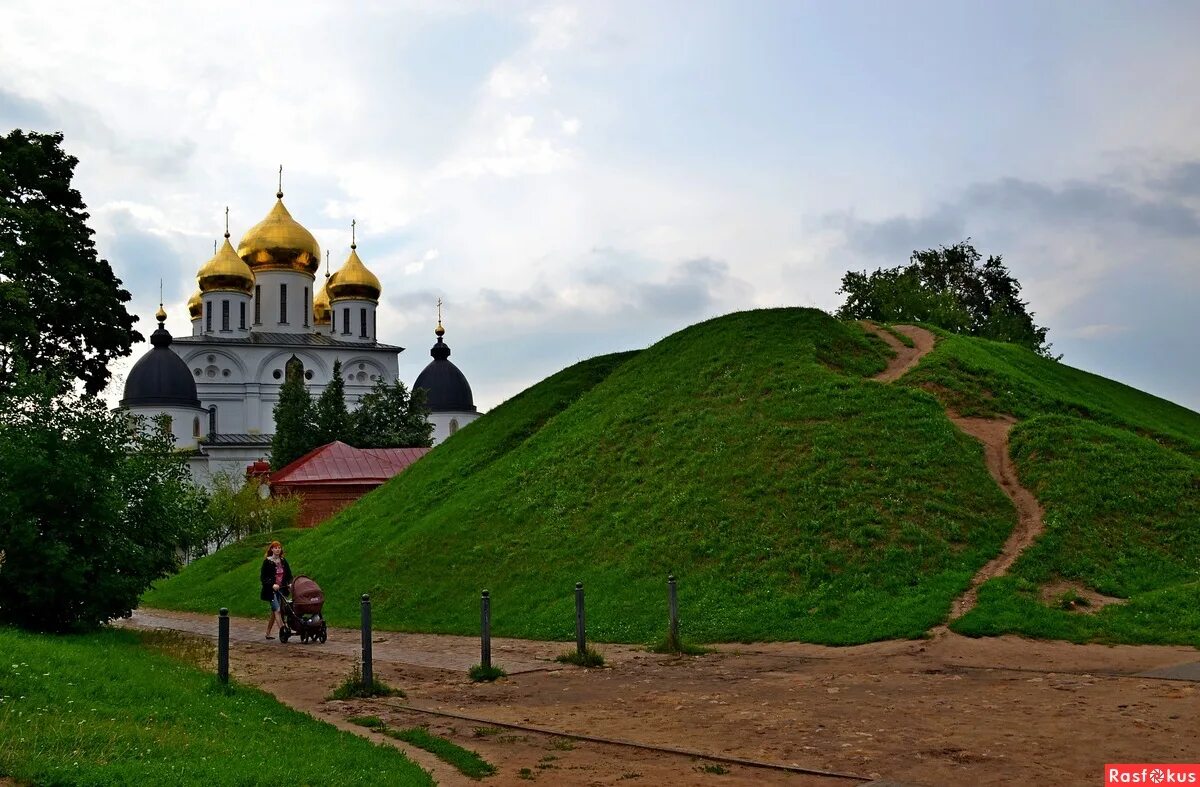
[155,304,168,322]
[313,278,332,325]
[328,246,382,302]
[187,290,202,320]
[237,196,321,274]
[198,237,256,294]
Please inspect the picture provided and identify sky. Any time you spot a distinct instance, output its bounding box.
[1,1,1197,412]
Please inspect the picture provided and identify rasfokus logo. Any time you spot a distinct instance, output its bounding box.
[1106,764,1200,785]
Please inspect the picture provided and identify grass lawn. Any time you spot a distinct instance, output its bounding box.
[0,626,431,786]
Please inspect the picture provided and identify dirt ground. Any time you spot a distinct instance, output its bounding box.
[123,609,1200,786]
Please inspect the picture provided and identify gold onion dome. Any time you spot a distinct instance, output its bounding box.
[237,194,321,274]
[155,304,168,322]
[187,289,202,320]
[328,245,382,302]
[198,237,256,294]
[313,279,332,324]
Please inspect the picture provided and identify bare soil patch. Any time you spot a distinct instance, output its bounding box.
[1039,580,1129,614]
[124,609,1200,786]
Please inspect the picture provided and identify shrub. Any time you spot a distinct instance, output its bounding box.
[0,372,205,631]
[190,472,301,557]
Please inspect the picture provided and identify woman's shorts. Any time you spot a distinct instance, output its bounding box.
[269,595,281,612]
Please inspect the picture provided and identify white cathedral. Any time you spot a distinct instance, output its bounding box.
[119,186,480,482]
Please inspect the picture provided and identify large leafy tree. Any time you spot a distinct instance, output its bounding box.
[313,358,351,447]
[836,240,1054,357]
[352,378,433,449]
[0,130,140,395]
[270,356,318,470]
[0,371,205,631]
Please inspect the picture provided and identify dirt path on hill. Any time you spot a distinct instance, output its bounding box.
[943,416,1046,620]
[860,322,936,383]
[122,608,1200,786]
[859,321,1047,620]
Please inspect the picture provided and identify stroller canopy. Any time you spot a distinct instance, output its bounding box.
[290,575,324,615]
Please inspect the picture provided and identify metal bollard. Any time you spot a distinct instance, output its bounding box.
[575,582,586,655]
[217,608,229,684]
[668,574,679,648]
[480,590,492,669]
[361,594,373,689]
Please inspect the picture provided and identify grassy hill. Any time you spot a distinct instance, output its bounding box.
[146,308,1200,646]
[894,329,1200,644]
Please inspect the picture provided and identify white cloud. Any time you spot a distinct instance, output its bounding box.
[405,248,440,276]
[487,63,551,99]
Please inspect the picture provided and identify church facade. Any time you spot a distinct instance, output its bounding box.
[120,187,480,483]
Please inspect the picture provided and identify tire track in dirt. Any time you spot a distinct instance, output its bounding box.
[858,321,1046,622]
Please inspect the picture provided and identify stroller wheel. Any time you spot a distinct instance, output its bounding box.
[279,628,291,643]
[318,624,327,644]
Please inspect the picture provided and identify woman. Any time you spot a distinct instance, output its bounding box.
[260,540,293,639]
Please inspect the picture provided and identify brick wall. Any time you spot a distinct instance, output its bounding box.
[274,484,381,527]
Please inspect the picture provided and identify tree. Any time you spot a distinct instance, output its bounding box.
[352,378,434,448]
[836,240,1054,356]
[0,370,205,631]
[188,472,300,557]
[0,130,140,395]
[271,356,318,470]
[314,358,351,446]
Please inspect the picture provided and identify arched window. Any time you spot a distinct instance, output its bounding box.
[160,415,173,436]
[285,355,305,382]
[193,417,201,438]
[449,418,459,435]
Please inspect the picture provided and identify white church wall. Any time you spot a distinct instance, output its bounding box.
[171,340,404,437]
[330,298,377,343]
[188,446,270,490]
[126,404,207,450]
[428,410,480,446]
[253,270,317,334]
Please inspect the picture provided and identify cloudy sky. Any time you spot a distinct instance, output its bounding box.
[2,1,1197,411]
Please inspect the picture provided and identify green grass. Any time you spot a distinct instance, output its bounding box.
[468,664,507,682]
[147,307,1200,647]
[902,327,1200,453]
[385,726,496,779]
[953,416,1200,645]
[0,626,431,786]
[555,646,605,667]
[329,663,405,699]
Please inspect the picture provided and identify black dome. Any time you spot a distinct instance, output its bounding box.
[120,324,201,409]
[413,336,476,413]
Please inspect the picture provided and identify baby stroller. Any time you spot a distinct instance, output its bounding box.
[277,575,328,644]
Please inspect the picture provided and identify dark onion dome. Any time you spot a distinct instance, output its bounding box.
[413,322,476,413]
[120,310,201,409]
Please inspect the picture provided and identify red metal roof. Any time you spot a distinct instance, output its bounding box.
[270,441,431,486]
